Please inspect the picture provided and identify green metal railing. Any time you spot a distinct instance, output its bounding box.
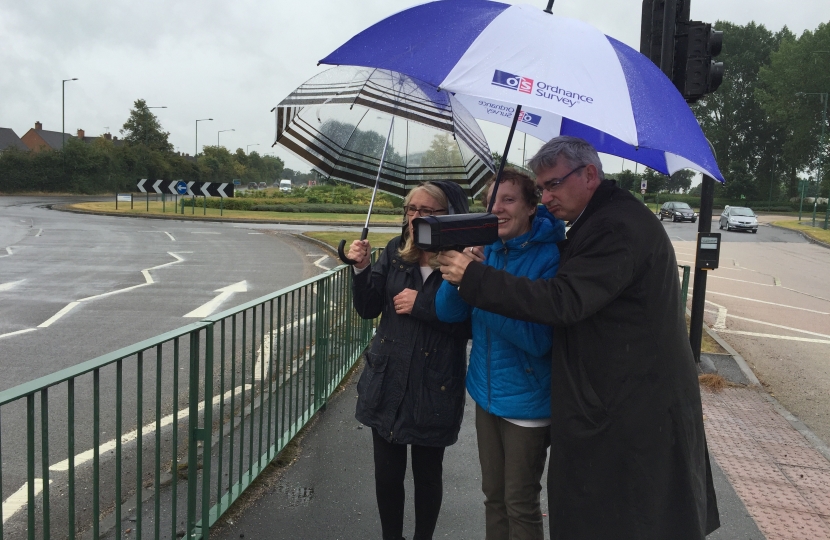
[679,265,691,308]
[0,262,377,540]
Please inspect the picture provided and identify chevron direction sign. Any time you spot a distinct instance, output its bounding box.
[136,179,234,198]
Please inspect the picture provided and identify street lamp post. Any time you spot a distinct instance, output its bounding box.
[796,92,828,228]
[218,129,235,147]
[246,144,260,155]
[195,118,213,163]
[62,78,78,149]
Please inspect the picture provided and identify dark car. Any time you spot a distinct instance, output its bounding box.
[719,206,758,233]
[659,202,697,222]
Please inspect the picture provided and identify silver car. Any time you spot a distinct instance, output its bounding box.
[719,206,758,233]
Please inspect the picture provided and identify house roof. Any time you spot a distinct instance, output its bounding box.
[36,129,75,149]
[0,128,28,151]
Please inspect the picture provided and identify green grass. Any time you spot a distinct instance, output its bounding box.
[771,219,830,244]
[69,201,403,224]
[304,231,399,250]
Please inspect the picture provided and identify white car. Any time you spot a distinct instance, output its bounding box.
[719,206,758,233]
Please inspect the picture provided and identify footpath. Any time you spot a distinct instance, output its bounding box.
[212,341,830,540]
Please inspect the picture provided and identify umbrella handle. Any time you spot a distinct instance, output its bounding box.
[337,227,369,265]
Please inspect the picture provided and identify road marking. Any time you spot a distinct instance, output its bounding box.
[38,302,81,328]
[49,385,252,472]
[2,479,51,524]
[34,253,187,329]
[35,229,43,237]
[248,233,263,235]
[774,277,781,286]
[190,232,220,234]
[184,280,248,318]
[252,313,317,380]
[688,287,829,315]
[0,247,12,258]
[0,279,25,292]
[313,256,329,270]
[706,309,830,339]
[714,305,727,330]
[716,329,830,345]
[0,328,37,340]
[164,232,175,242]
[707,275,774,287]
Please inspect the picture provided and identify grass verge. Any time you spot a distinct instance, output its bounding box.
[67,201,404,224]
[303,231,400,251]
[771,219,830,245]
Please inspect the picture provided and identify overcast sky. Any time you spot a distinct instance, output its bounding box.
[2,0,827,176]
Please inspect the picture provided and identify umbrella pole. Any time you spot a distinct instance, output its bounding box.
[487,105,523,213]
[338,117,396,264]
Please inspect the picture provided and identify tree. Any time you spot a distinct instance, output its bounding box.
[757,23,830,197]
[642,168,667,193]
[692,22,792,196]
[613,169,643,192]
[421,133,463,168]
[666,169,695,193]
[120,99,173,152]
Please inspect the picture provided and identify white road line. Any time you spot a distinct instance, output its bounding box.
[774,277,781,286]
[35,253,186,329]
[2,479,51,524]
[164,232,175,241]
[77,252,185,302]
[35,229,43,237]
[0,328,37,340]
[716,312,830,339]
[49,385,252,472]
[183,280,248,318]
[313,256,329,270]
[253,313,317,380]
[0,279,25,292]
[688,287,830,315]
[716,329,830,345]
[0,247,12,258]
[190,232,220,234]
[714,306,727,330]
[248,233,263,235]
[707,275,774,287]
[38,302,81,328]
[676,258,743,271]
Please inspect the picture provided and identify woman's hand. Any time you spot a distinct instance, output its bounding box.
[348,239,372,269]
[437,250,474,285]
[393,288,417,315]
[462,246,484,263]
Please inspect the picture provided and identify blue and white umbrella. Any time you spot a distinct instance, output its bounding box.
[320,0,724,182]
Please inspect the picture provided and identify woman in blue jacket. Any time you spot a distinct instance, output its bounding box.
[436,169,565,540]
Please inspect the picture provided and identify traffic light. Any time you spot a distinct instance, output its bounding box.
[640,0,723,103]
[676,22,724,102]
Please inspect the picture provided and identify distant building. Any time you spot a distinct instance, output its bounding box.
[0,128,28,152]
[21,121,74,152]
[20,122,124,152]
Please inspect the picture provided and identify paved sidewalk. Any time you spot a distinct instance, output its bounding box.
[214,353,829,540]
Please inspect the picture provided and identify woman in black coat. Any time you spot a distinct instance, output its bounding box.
[346,181,471,540]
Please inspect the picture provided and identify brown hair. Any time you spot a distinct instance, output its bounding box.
[483,168,539,216]
[398,182,448,267]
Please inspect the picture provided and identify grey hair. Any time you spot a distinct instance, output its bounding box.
[527,136,605,181]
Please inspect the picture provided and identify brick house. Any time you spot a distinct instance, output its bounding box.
[21,121,73,152]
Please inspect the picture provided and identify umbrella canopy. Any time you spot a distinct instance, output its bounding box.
[319,0,724,182]
[274,66,496,197]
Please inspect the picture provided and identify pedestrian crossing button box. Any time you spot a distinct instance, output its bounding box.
[696,232,721,270]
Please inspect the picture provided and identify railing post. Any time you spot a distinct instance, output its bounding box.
[186,329,200,538]
[314,279,329,411]
[201,323,215,538]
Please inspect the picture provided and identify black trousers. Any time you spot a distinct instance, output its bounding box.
[372,429,446,540]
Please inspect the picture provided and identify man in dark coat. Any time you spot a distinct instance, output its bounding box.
[438,137,719,539]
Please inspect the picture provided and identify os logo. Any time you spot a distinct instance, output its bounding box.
[518,111,541,127]
[492,70,534,94]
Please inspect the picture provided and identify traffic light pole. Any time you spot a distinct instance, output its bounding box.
[688,174,715,363]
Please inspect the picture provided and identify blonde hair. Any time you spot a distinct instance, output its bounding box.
[398,182,448,268]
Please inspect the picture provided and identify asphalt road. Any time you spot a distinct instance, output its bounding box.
[667,217,830,448]
[0,196,350,391]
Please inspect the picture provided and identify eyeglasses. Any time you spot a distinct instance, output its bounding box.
[535,165,586,196]
[404,205,447,217]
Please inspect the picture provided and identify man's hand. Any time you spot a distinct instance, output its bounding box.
[438,249,476,285]
[393,288,417,315]
[348,239,371,269]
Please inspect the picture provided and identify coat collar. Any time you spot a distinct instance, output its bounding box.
[566,179,619,241]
